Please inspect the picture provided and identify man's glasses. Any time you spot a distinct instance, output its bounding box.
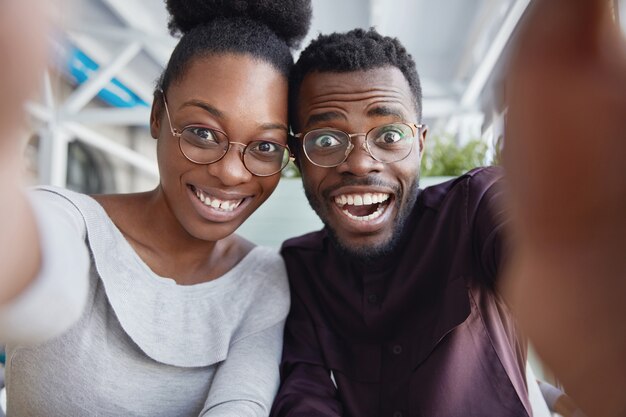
[293,123,424,168]
[159,90,293,177]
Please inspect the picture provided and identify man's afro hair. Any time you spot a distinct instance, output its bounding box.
[290,28,423,124]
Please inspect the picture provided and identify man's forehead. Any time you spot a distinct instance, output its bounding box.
[297,66,416,125]
[300,66,412,100]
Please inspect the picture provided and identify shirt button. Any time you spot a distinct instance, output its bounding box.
[392,345,403,355]
[393,412,403,417]
[367,294,378,304]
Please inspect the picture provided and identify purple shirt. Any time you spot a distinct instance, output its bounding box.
[271,167,531,417]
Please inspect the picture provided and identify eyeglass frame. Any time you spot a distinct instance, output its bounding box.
[157,89,294,177]
[292,122,426,168]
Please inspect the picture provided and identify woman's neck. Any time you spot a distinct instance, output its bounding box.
[95,187,252,285]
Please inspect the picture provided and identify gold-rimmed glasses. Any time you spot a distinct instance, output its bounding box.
[159,90,293,177]
[293,123,425,168]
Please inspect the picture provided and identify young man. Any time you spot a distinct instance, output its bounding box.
[270,28,530,417]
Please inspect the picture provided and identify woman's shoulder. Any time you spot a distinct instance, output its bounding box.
[238,244,288,285]
[227,244,290,332]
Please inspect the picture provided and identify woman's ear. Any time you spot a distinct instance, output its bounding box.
[149,95,162,139]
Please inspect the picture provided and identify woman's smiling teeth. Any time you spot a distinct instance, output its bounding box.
[334,193,390,221]
[193,187,243,212]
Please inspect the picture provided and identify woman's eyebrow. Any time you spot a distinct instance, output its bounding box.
[181,100,224,119]
[260,122,289,132]
[181,101,287,131]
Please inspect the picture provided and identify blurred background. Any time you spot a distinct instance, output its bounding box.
[21,0,626,247]
[8,1,626,415]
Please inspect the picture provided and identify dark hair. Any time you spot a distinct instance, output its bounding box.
[156,0,312,96]
[289,28,423,129]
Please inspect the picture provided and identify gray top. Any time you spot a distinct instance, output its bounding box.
[5,187,290,417]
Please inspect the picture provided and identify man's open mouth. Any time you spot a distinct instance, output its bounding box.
[333,192,391,221]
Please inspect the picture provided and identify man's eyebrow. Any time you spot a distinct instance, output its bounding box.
[367,106,406,120]
[305,111,347,128]
[181,100,224,119]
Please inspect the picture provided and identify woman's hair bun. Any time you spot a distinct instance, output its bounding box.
[165,0,312,48]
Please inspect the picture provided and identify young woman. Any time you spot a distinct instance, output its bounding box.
[2,0,311,415]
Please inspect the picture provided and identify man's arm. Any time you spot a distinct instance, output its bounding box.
[503,1,626,416]
[270,291,343,417]
[469,167,509,286]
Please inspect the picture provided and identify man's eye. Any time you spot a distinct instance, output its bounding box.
[376,129,404,144]
[314,134,342,148]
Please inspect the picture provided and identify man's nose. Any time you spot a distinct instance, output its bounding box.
[336,135,384,176]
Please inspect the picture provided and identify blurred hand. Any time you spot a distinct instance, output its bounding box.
[0,0,49,306]
[503,1,626,417]
[0,0,48,142]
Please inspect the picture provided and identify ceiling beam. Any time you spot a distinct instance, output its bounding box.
[459,0,530,109]
[64,121,158,177]
[60,107,151,125]
[67,23,176,47]
[61,41,142,114]
[101,0,173,66]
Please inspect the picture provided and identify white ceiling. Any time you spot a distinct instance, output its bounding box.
[57,0,529,126]
[30,0,535,186]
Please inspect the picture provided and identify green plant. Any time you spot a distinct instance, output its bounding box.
[421,134,489,177]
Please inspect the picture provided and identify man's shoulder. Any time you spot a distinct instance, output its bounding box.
[281,228,327,254]
[419,166,504,210]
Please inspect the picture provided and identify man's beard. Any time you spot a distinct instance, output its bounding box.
[303,175,420,264]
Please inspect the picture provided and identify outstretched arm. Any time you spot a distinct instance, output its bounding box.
[0,153,42,307]
[503,1,626,417]
[0,0,49,308]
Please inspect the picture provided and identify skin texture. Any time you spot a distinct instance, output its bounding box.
[0,0,48,134]
[295,67,426,259]
[503,1,626,416]
[0,0,49,304]
[96,54,288,284]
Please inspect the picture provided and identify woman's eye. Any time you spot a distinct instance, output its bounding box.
[254,141,279,153]
[188,127,217,143]
[314,134,342,148]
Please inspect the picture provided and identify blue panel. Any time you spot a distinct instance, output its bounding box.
[67,47,148,108]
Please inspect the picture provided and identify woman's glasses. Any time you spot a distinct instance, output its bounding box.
[160,90,293,177]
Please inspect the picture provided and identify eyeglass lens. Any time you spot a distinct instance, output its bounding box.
[303,123,415,167]
[179,126,289,176]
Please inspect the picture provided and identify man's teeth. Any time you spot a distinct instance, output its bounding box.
[194,188,242,212]
[333,192,390,221]
[344,204,386,221]
[334,193,390,207]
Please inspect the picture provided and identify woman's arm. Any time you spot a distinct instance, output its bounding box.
[199,321,285,417]
[0,156,42,307]
[0,188,91,344]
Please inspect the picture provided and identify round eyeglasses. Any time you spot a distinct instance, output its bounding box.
[160,91,293,177]
[293,123,424,168]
